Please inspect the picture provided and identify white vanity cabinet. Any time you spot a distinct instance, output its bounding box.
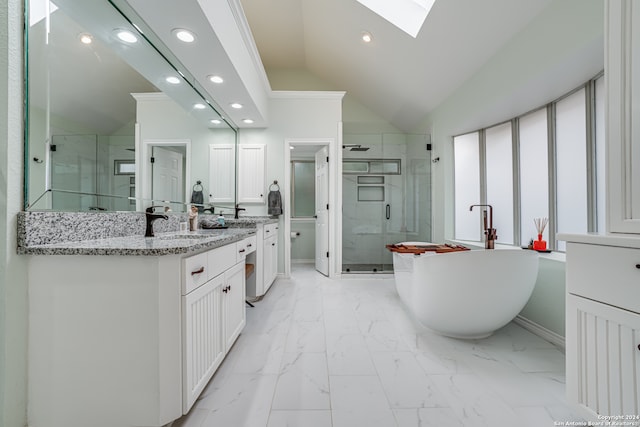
[248,221,279,298]
[28,238,249,427]
[237,144,266,204]
[182,244,246,412]
[564,240,640,421]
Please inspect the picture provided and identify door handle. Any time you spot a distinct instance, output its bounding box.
[386,204,390,220]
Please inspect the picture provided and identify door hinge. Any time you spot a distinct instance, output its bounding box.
[326,251,329,258]
[150,156,155,163]
[426,143,432,151]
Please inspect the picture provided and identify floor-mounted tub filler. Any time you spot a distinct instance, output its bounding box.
[389,242,539,339]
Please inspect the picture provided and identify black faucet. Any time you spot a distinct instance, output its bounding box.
[145,205,169,237]
[234,204,246,219]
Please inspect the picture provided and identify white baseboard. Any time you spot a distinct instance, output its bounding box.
[291,259,314,264]
[514,315,565,351]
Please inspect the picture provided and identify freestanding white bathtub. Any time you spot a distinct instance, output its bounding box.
[392,243,539,339]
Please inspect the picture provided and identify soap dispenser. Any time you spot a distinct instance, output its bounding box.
[217,214,225,227]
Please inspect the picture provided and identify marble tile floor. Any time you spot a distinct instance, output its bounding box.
[172,264,583,427]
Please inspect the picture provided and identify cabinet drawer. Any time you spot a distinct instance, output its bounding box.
[183,252,208,295]
[566,242,640,313]
[207,244,237,280]
[236,236,257,263]
[263,222,278,239]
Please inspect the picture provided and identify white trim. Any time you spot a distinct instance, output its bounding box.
[291,259,315,264]
[271,91,347,100]
[513,315,565,351]
[227,0,272,92]
[140,139,192,206]
[284,138,339,279]
[131,92,168,102]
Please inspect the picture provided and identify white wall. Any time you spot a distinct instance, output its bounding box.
[0,0,28,426]
[240,92,344,274]
[417,0,604,337]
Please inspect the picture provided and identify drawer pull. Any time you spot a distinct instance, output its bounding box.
[265,230,270,233]
[239,249,246,253]
[191,266,205,276]
[638,344,640,351]
[247,244,252,247]
[636,264,640,269]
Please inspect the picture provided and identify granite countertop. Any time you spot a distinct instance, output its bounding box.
[204,216,279,228]
[20,228,256,256]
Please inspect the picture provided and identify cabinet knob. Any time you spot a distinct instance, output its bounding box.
[191,267,205,276]
[638,344,640,351]
[272,243,275,246]
[636,264,640,269]
[247,244,252,247]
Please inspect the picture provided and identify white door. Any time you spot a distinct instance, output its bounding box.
[152,146,184,203]
[315,147,329,276]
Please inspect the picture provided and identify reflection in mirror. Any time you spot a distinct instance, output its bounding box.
[25,0,237,213]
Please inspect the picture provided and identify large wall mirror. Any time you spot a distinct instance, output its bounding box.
[25,0,238,213]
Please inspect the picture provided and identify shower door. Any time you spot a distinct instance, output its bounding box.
[342,133,432,273]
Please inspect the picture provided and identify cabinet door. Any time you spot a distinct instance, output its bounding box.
[223,262,246,350]
[566,294,640,420]
[182,274,225,413]
[237,144,266,203]
[606,1,640,233]
[209,144,235,203]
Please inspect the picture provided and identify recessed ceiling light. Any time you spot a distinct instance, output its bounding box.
[242,119,254,124]
[208,75,224,84]
[362,31,373,43]
[194,103,206,109]
[230,103,243,109]
[115,29,138,44]
[173,28,196,43]
[210,119,222,124]
[79,33,93,44]
[165,76,181,84]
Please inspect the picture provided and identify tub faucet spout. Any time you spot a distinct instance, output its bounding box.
[469,204,497,249]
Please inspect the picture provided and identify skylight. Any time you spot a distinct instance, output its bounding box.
[356,0,435,38]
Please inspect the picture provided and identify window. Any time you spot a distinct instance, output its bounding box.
[485,122,514,244]
[452,73,604,251]
[291,161,315,217]
[555,88,588,251]
[519,108,549,245]
[453,132,481,241]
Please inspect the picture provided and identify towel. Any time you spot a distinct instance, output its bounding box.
[268,190,283,216]
[190,189,204,212]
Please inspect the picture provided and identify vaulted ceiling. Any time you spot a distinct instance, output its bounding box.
[239,0,556,131]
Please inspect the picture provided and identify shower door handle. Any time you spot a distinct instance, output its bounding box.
[386,204,390,220]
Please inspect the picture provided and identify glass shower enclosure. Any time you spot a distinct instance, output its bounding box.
[342,133,432,273]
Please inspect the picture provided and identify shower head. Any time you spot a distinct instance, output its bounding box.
[342,144,370,151]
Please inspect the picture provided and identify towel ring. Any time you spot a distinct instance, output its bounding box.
[193,180,203,191]
[269,180,280,191]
